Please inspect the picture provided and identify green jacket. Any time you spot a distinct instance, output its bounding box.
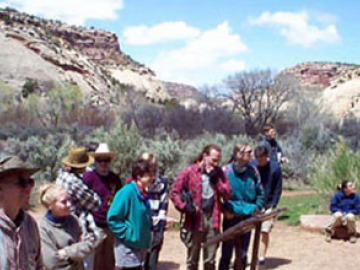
[223,163,265,216]
[107,181,152,250]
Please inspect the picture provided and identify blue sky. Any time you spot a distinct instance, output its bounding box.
[0,0,359,87]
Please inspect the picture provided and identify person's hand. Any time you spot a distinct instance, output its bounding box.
[281,157,289,164]
[224,210,234,220]
[209,169,219,186]
[184,203,196,215]
[57,249,68,260]
[252,207,260,216]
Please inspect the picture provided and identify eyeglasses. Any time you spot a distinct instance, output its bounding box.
[16,178,35,188]
[95,158,111,163]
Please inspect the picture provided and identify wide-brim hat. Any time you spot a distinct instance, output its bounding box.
[0,156,40,180]
[89,143,118,162]
[62,147,94,168]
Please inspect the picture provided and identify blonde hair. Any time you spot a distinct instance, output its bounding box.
[39,183,67,208]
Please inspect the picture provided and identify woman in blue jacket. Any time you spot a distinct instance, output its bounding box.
[325,180,360,243]
[107,160,156,270]
[219,144,265,270]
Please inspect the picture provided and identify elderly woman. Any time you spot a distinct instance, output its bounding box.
[325,180,360,243]
[38,183,95,270]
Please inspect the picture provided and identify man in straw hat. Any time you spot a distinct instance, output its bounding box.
[83,143,122,270]
[0,156,44,269]
[56,147,102,270]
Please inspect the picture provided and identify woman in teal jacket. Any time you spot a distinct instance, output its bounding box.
[107,160,156,270]
[219,144,265,270]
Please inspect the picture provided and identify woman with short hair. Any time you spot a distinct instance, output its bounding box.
[38,183,95,270]
[107,159,156,270]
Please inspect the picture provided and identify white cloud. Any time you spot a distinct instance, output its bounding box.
[220,59,246,73]
[0,0,123,25]
[151,22,247,86]
[123,21,201,45]
[249,11,340,48]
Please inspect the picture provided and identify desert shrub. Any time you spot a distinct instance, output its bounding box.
[90,120,141,178]
[0,81,16,111]
[138,136,183,181]
[308,141,360,200]
[22,79,39,98]
[1,134,73,181]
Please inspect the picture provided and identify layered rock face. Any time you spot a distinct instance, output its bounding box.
[0,8,170,105]
[284,62,360,118]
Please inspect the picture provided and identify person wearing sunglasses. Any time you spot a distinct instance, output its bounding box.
[83,143,122,270]
[0,155,43,270]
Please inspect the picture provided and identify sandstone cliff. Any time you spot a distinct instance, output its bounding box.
[0,7,171,106]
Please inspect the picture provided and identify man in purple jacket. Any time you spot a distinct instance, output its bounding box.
[83,143,122,270]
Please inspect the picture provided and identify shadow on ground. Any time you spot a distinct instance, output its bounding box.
[263,257,292,269]
[158,261,181,270]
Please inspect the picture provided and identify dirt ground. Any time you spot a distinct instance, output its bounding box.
[158,191,359,270]
[30,190,360,270]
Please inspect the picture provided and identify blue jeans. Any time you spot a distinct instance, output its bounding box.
[218,217,251,270]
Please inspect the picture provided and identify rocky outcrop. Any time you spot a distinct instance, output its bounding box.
[0,7,171,105]
[284,62,360,90]
[284,62,360,118]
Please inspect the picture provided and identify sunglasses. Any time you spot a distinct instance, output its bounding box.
[16,178,35,188]
[95,158,111,163]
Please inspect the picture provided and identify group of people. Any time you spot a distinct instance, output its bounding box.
[171,124,284,270]
[0,123,287,270]
[0,142,169,270]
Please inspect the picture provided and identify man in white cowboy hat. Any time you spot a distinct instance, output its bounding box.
[0,156,44,270]
[83,143,121,270]
[56,147,102,270]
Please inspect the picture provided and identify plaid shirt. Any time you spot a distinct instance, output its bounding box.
[148,175,169,232]
[170,163,230,231]
[0,209,43,270]
[56,169,101,239]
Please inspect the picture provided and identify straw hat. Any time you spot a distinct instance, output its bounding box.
[0,156,39,180]
[89,143,118,162]
[62,147,94,168]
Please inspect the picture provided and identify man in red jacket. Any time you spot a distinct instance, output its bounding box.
[170,144,230,270]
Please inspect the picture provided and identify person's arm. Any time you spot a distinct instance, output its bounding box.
[60,217,94,262]
[223,201,257,216]
[214,168,231,201]
[68,177,101,212]
[33,219,44,270]
[106,187,131,241]
[169,168,188,211]
[349,193,360,215]
[270,167,283,208]
[329,193,341,213]
[39,224,72,270]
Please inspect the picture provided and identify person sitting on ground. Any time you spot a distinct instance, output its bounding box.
[83,143,122,270]
[0,156,43,270]
[325,180,360,243]
[38,183,95,270]
[107,159,156,270]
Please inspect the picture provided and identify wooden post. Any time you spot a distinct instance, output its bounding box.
[250,223,261,270]
[234,237,244,270]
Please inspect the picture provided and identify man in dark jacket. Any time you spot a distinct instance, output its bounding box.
[259,124,288,165]
[253,146,282,266]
